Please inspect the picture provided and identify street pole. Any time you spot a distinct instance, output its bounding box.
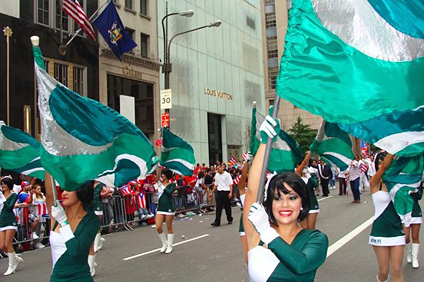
[3,27,12,125]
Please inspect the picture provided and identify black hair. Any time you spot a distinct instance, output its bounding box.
[1,177,14,191]
[374,151,388,172]
[76,181,94,210]
[198,171,205,178]
[264,172,309,225]
[162,169,173,181]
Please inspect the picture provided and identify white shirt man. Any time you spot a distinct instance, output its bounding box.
[210,165,233,226]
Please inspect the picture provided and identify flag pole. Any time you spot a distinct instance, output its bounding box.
[256,96,281,203]
[31,35,59,202]
[59,0,111,55]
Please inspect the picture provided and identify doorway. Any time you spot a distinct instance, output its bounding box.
[207,113,222,166]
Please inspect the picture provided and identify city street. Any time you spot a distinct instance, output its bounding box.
[1,190,423,282]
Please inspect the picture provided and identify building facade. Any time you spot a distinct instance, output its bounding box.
[0,0,99,139]
[98,0,161,153]
[158,0,265,166]
[261,0,321,131]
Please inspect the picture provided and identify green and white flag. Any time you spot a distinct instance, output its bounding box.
[161,127,195,176]
[276,0,424,157]
[383,154,424,227]
[33,45,157,190]
[0,121,45,179]
[309,121,354,171]
[249,108,302,173]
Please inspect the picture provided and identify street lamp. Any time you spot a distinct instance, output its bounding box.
[161,3,221,129]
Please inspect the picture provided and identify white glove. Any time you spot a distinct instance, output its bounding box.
[259,115,279,143]
[248,202,279,244]
[51,200,68,226]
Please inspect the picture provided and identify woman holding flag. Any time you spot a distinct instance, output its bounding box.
[244,116,328,281]
[369,153,405,282]
[0,177,23,276]
[45,174,100,282]
[154,169,177,254]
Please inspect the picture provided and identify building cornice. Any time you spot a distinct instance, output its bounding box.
[100,49,161,71]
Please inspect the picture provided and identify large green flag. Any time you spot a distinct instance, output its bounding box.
[33,45,157,190]
[309,121,354,171]
[161,128,195,176]
[383,154,424,227]
[249,108,302,173]
[276,0,424,157]
[0,121,45,179]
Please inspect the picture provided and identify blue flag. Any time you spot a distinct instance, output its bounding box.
[93,1,137,60]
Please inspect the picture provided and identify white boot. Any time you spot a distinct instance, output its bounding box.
[94,233,100,252]
[406,243,412,263]
[88,254,96,277]
[412,243,420,269]
[158,232,168,253]
[97,234,104,251]
[165,233,174,254]
[4,252,22,276]
[376,274,389,282]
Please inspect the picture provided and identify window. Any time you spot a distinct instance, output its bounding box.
[140,33,149,58]
[125,0,133,9]
[73,66,85,95]
[268,49,278,59]
[140,0,148,15]
[268,69,278,90]
[56,0,69,31]
[246,16,256,30]
[54,63,69,86]
[126,28,135,54]
[37,0,50,25]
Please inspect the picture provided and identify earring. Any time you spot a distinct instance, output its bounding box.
[300,207,303,210]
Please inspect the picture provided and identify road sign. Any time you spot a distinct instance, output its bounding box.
[160,89,172,110]
[161,112,170,128]
[155,139,162,147]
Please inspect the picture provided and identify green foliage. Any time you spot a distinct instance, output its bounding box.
[288,117,317,153]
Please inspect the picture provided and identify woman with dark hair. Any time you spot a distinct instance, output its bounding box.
[369,152,404,282]
[45,174,100,282]
[244,116,328,282]
[0,177,23,276]
[154,169,177,254]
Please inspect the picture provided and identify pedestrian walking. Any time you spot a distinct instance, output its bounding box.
[369,153,404,282]
[318,161,332,197]
[209,164,233,226]
[349,155,362,203]
[244,115,328,282]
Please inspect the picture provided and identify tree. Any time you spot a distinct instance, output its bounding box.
[288,117,317,153]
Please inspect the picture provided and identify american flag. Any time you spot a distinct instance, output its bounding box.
[62,0,96,40]
[241,153,248,161]
[228,157,236,166]
[360,162,368,173]
[233,174,241,185]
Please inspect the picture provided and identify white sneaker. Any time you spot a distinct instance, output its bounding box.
[32,233,39,240]
[35,242,45,249]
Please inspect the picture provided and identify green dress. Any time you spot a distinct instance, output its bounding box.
[156,182,176,215]
[307,175,319,212]
[248,229,328,282]
[0,193,18,228]
[49,212,100,282]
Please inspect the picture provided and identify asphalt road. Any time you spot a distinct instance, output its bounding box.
[1,188,423,281]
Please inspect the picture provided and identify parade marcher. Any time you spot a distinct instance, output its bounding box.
[404,183,422,269]
[237,157,251,263]
[244,115,328,282]
[348,155,362,203]
[154,169,177,254]
[209,164,234,226]
[369,153,405,282]
[88,181,106,276]
[45,173,100,282]
[0,177,23,276]
[296,152,320,230]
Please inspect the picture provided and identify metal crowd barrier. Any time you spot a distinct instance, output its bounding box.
[11,187,219,250]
